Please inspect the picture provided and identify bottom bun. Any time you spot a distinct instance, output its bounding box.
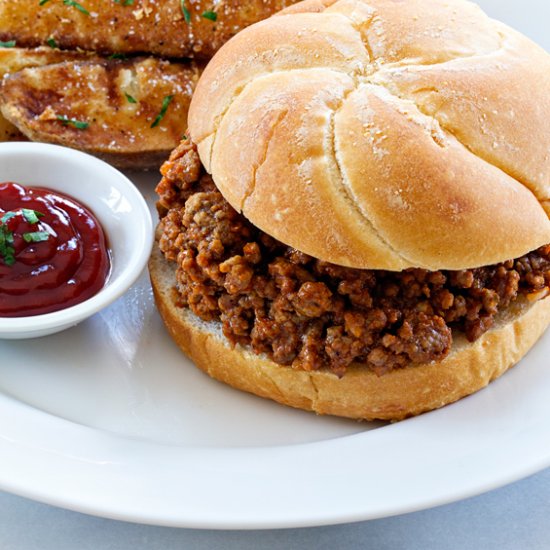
[149,243,550,421]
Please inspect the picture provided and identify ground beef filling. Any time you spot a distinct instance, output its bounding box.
[156,141,550,377]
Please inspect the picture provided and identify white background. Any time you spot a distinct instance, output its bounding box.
[1,0,550,547]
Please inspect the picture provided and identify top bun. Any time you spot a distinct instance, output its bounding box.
[188,0,550,270]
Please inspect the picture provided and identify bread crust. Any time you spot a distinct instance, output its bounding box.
[189,0,550,270]
[0,0,295,60]
[0,47,94,143]
[149,242,550,421]
[0,57,200,169]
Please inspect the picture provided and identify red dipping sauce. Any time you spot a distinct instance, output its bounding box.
[0,182,111,317]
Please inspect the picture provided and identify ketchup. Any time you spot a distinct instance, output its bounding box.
[0,182,111,317]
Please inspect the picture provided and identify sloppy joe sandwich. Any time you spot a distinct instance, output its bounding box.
[149,0,550,420]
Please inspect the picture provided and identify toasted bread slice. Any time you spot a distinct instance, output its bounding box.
[0,46,94,141]
[0,109,23,141]
[0,57,201,168]
[0,46,93,75]
[0,0,295,60]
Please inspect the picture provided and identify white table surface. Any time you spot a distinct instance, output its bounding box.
[1,0,549,548]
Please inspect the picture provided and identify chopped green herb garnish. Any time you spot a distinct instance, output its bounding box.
[201,10,217,21]
[109,52,127,60]
[23,231,50,243]
[151,95,174,128]
[21,209,44,224]
[180,0,191,23]
[114,0,134,4]
[0,209,49,266]
[0,211,17,225]
[46,37,58,48]
[0,228,15,267]
[56,115,90,129]
[125,92,137,103]
[63,0,90,15]
[0,41,16,48]
[39,0,51,5]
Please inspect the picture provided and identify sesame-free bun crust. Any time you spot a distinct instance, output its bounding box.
[189,0,550,271]
[149,243,550,421]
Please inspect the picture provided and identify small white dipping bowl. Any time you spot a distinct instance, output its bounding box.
[0,142,154,339]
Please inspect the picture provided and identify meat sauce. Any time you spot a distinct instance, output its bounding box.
[0,182,111,317]
[156,141,550,377]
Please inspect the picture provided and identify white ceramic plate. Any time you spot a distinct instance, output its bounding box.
[0,171,550,529]
[1,0,549,530]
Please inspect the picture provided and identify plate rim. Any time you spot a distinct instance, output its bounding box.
[1,341,550,531]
